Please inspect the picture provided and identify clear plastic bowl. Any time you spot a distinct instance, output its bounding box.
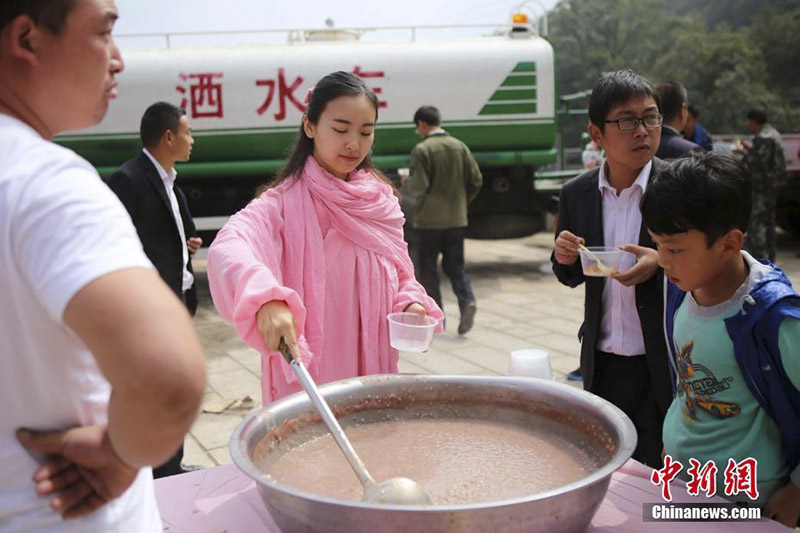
[578,246,625,277]
[387,312,437,352]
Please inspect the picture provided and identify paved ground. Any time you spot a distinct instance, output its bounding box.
[182,231,800,469]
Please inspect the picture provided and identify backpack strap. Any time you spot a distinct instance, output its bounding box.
[753,298,800,470]
[664,281,686,395]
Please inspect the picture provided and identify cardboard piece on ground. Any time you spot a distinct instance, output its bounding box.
[230,395,256,411]
[202,395,255,414]
[202,397,237,414]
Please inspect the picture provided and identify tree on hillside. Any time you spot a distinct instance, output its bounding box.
[665,0,797,30]
[547,0,675,97]
[749,5,800,102]
[547,0,798,134]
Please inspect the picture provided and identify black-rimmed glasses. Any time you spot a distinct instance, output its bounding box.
[604,114,664,131]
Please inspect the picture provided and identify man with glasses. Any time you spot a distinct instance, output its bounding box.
[551,69,671,468]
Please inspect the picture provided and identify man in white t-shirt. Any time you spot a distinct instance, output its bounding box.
[0,1,207,530]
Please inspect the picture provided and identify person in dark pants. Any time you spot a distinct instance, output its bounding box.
[736,108,786,262]
[404,106,483,335]
[107,102,202,477]
[551,70,672,468]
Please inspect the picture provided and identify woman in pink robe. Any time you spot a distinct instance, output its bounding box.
[207,71,443,404]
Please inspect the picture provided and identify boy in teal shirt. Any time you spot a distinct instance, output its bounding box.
[640,152,800,527]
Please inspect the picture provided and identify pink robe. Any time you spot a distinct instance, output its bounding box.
[207,157,443,404]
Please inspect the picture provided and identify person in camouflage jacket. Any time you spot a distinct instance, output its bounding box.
[740,109,786,262]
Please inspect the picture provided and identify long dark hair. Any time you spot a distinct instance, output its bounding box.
[264,71,381,192]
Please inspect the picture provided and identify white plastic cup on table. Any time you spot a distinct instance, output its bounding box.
[508,348,554,380]
[577,246,629,277]
[387,312,438,352]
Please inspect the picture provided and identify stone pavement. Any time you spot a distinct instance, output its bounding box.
[182,232,800,469]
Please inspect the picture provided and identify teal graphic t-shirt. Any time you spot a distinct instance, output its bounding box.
[662,254,800,504]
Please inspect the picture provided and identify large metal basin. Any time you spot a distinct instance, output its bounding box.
[230,375,637,532]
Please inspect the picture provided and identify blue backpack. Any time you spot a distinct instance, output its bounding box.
[665,266,800,470]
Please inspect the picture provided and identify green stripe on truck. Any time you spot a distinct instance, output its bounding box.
[60,122,556,167]
[96,149,557,179]
[479,103,538,115]
[512,62,537,72]
[489,88,538,102]
[501,75,536,86]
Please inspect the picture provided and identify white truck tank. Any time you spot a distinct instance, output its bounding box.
[57,21,558,239]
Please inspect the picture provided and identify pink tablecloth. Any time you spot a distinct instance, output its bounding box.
[155,460,787,532]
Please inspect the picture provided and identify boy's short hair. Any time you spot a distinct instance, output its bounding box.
[641,151,751,247]
[687,104,700,118]
[588,69,661,131]
[413,106,441,126]
[746,108,767,125]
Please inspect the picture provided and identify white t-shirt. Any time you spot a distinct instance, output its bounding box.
[0,115,161,531]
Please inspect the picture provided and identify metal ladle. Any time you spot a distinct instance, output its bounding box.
[278,339,432,506]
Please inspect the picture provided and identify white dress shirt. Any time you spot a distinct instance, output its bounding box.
[596,160,651,356]
[143,149,194,292]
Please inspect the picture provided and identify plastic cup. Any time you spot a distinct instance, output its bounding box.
[508,348,554,380]
[387,312,438,352]
[577,246,627,277]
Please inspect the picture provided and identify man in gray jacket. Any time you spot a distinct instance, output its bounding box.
[405,106,483,335]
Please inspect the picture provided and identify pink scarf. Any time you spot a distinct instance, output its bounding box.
[207,155,443,402]
[275,157,423,379]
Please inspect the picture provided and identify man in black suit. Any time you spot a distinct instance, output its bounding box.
[655,81,700,160]
[551,70,672,468]
[107,102,201,477]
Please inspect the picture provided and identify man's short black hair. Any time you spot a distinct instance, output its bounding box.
[687,104,700,119]
[413,105,441,126]
[588,69,661,131]
[746,108,768,125]
[140,102,186,148]
[0,0,76,36]
[641,151,751,247]
[655,81,688,123]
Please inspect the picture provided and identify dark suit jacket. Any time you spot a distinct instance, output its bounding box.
[551,159,672,414]
[106,152,198,315]
[656,125,700,160]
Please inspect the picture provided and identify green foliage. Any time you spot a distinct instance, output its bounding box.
[665,0,796,30]
[547,0,800,135]
[749,5,800,101]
